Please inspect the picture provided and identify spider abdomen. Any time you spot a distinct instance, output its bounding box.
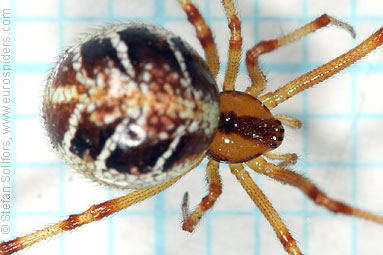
[43,23,220,189]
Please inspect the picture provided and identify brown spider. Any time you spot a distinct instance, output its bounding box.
[3,0,383,254]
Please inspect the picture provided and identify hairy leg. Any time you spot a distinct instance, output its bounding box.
[247,157,383,223]
[259,27,383,110]
[263,151,298,168]
[245,14,355,97]
[274,114,302,128]
[178,0,220,77]
[182,158,222,232]
[229,163,302,255]
[0,162,200,255]
[221,0,242,91]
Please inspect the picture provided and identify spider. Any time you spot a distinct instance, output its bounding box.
[3,0,383,254]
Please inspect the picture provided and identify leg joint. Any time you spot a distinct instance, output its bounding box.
[246,40,278,64]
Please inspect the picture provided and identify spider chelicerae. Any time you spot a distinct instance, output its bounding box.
[5,0,383,254]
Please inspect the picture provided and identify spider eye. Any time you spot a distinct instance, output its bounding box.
[207,91,284,163]
[42,23,220,189]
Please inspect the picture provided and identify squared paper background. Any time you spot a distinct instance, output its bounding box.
[1,0,383,254]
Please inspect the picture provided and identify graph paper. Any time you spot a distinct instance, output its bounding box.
[1,0,383,254]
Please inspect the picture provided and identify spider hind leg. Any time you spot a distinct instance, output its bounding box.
[182,158,222,232]
[0,168,195,255]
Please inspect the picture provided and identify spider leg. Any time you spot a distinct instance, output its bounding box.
[259,27,383,110]
[274,114,302,128]
[247,157,383,223]
[178,0,220,77]
[229,163,302,255]
[221,0,242,91]
[263,152,298,168]
[0,165,197,255]
[245,14,355,98]
[182,158,222,232]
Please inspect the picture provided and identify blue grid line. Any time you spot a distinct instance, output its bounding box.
[350,2,358,255]
[13,160,383,170]
[301,0,310,252]
[153,2,166,254]
[250,0,261,253]
[154,193,166,255]
[11,61,383,76]
[15,208,383,219]
[106,2,115,255]
[12,14,383,22]
[204,2,213,255]
[10,112,383,121]
[252,0,260,253]
[350,64,359,255]
[9,0,16,244]
[56,1,66,254]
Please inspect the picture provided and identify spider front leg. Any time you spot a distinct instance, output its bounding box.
[245,14,356,98]
[247,157,383,223]
[229,163,302,255]
[260,27,383,110]
[182,158,222,232]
